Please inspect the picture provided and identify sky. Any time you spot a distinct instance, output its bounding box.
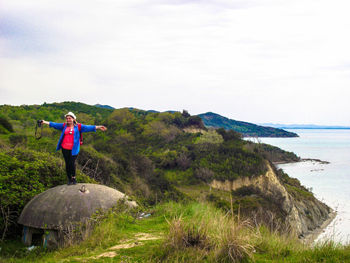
[1,0,350,125]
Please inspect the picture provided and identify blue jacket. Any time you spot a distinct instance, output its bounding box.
[49,122,96,156]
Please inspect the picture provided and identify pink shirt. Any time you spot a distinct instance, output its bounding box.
[61,127,74,150]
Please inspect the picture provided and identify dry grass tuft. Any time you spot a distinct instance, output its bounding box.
[165,216,211,250]
[215,218,255,262]
[163,203,257,262]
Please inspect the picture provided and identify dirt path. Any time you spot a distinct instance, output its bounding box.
[75,232,162,261]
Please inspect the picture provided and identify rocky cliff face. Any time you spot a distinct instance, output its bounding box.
[210,163,331,239]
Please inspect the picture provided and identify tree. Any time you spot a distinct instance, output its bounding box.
[182,110,190,118]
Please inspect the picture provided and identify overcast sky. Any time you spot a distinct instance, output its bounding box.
[1,0,350,125]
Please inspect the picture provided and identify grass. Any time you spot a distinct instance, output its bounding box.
[1,202,350,262]
[285,184,314,201]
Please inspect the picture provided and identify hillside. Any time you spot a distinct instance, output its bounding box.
[0,202,346,263]
[0,101,336,262]
[260,123,350,129]
[90,107,299,137]
[94,104,115,110]
[199,112,299,137]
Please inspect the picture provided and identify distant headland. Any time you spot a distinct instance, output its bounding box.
[94,105,299,138]
[259,123,350,129]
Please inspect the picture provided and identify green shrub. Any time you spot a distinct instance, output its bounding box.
[216,128,242,141]
[9,134,27,146]
[195,129,224,145]
[0,116,14,133]
[232,185,261,197]
[0,147,93,240]
[194,167,215,183]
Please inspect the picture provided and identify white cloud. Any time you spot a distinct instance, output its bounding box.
[1,0,350,125]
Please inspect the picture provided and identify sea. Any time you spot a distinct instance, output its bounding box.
[256,129,350,244]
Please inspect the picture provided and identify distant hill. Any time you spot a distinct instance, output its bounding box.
[94,104,115,110]
[198,112,298,137]
[99,104,180,113]
[140,109,178,114]
[260,123,350,129]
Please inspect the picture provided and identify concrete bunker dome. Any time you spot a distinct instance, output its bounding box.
[18,183,137,247]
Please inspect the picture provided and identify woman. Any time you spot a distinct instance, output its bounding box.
[42,112,107,185]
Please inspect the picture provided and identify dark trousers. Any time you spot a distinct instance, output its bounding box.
[62,148,78,181]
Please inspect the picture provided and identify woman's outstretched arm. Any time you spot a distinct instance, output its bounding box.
[41,120,64,130]
[80,124,107,133]
[96,125,107,131]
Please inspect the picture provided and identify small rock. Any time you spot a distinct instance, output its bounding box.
[27,245,36,251]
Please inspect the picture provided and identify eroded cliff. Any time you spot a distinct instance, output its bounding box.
[210,163,332,239]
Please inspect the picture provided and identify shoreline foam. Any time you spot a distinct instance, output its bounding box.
[302,210,337,244]
[273,158,330,165]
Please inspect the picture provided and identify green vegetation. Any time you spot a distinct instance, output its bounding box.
[0,116,14,134]
[0,101,342,262]
[0,102,267,240]
[1,202,349,262]
[277,169,314,201]
[0,148,95,240]
[198,112,299,137]
[244,142,301,163]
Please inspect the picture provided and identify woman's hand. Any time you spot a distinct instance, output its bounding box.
[96,125,107,131]
[42,120,50,125]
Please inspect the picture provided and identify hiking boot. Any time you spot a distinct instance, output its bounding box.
[72,177,77,185]
[67,180,72,185]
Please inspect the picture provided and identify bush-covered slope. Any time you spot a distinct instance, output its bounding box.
[244,141,301,163]
[198,112,299,137]
[0,102,325,245]
[0,202,347,263]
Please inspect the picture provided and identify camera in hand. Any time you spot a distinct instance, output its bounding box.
[37,120,43,127]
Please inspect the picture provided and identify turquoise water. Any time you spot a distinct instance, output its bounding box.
[258,129,350,244]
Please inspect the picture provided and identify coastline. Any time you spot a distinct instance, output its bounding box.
[261,130,350,245]
[273,158,330,165]
[272,159,336,244]
[302,210,337,244]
